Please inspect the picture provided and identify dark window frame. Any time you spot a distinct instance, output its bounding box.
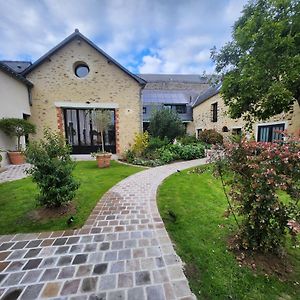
[257,123,285,142]
[211,102,218,122]
[143,107,147,114]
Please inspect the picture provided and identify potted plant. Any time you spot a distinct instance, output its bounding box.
[0,118,36,164]
[91,110,112,168]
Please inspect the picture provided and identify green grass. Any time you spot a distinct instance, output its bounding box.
[0,160,142,234]
[157,167,300,300]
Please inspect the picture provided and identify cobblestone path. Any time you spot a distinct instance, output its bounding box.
[0,158,205,300]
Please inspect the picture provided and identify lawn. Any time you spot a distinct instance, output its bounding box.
[157,167,300,300]
[0,160,142,235]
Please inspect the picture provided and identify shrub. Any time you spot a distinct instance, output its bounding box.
[199,129,223,145]
[179,144,205,160]
[124,149,135,163]
[0,118,36,151]
[132,158,164,167]
[148,109,185,141]
[178,134,198,145]
[214,136,300,253]
[159,149,175,163]
[132,131,149,157]
[25,130,79,208]
[147,136,169,151]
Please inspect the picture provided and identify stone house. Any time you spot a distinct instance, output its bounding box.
[191,84,300,141]
[0,30,299,165]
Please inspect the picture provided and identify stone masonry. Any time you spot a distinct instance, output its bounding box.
[0,159,206,299]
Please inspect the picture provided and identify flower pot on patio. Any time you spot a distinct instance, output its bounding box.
[8,151,26,165]
[96,153,112,168]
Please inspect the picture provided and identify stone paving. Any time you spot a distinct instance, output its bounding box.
[0,158,206,300]
[0,164,31,184]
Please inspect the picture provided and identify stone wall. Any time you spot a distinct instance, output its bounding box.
[26,38,142,155]
[191,93,300,139]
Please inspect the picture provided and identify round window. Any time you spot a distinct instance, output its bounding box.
[75,64,89,78]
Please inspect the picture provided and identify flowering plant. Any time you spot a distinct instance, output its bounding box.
[211,134,300,253]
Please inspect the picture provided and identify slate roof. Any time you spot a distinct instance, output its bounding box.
[0,62,33,87]
[142,89,197,104]
[22,29,146,85]
[138,74,212,84]
[0,61,32,73]
[192,83,222,107]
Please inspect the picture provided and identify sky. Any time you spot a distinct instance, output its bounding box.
[0,0,248,75]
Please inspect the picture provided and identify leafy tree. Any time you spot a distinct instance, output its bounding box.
[92,110,112,153]
[148,109,185,141]
[25,129,79,208]
[0,118,36,151]
[211,0,300,125]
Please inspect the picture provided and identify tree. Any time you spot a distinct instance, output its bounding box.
[0,118,36,151]
[148,109,185,141]
[25,129,79,208]
[211,0,300,125]
[92,110,112,153]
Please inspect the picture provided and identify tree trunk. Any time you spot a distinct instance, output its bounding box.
[101,130,105,153]
[17,136,21,152]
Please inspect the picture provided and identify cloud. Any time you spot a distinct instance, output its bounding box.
[0,0,248,74]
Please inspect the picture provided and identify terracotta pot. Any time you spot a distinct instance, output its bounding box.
[8,151,26,165]
[96,153,112,168]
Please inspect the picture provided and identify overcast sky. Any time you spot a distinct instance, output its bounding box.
[0,0,248,74]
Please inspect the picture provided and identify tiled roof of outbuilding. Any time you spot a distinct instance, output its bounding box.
[138,74,212,84]
[192,83,222,107]
[0,62,33,87]
[0,61,32,73]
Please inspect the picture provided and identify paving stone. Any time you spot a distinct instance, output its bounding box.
[110,261,124,274]
[81,277,98,292]
[135,271,151,286]
[146,285,165,300]
[0,274,7,284]
[57,255,73,266]
[61,279,80,295]
[99,274,116,290]
[84,243,98,252]
[40,268,60,281]
[76,265,93,277]
[133,248,145,258]
[5,260,25,272]
[126,259,141,272]
[24,248,41,258]
[100,242,110,250]
[172,280,191,298]
[147,246,161,257]
[88,292,106,300]
[124,239,137,248]
[56,246,70,255]
[153,269,169,283]
[118,272,133,288]
[26,240,42,248]
[80,236,93,243]
[73,254,88,265]
[22,258,42,270]
[58,266,75,279]
[140,258,156,270]
[53,237,68,246]
[0,251,11,260]
[20,283,43,300]
[118,249,131,260]
[11,241,28,250]
[21,269,43,284]
[70,244,84,253]
[111,241,123,250]
[107,290,125,300]
[0,242,14,251]
[92,263,107,275]
[127,287,145,300]
[2,272,25,286]
[40,257,58,268]
[0,262,9,272]
[67,236,80,244]
[104,251,117,261]
[93,235,105,242]
[88,252,103,263]
[7,249,26,260]
[42,282,62,298]
[72,296,89,300]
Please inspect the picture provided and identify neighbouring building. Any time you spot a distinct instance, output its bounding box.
[0,62,33,166]
[0,30,299,166]
[191,84,300,141]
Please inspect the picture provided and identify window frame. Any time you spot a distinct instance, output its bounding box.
[211,102,218,122]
